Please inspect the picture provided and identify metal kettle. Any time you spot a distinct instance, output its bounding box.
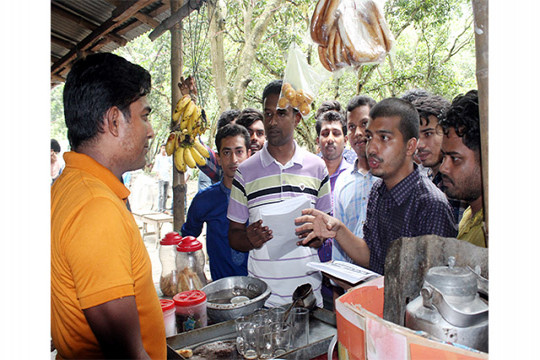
[405,257,488,353]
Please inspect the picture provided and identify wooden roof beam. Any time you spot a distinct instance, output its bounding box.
[51,0,157,74]
[133,12,160,28]
[51,3,98,31]
[116,2,170,36]
[148,0,205,41]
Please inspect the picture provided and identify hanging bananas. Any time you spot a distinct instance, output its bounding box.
[169,95,210,172]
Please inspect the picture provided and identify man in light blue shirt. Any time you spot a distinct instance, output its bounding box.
[332,96,378,266]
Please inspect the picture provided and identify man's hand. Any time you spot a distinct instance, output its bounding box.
[246,220,272,249]
[294,208,340,246]
[178,76,198,97]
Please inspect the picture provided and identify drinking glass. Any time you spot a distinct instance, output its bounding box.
[272,323,291,357]
[289,307,309,348]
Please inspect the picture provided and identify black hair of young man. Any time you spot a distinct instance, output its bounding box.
[215,123,250,153]
[63,53,151,150]
[369,97,420,141]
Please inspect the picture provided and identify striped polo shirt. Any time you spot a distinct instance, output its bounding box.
[228,141,332,307]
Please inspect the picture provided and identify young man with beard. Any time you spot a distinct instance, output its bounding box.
[315,110,353,192]
[439,90,486,247]
[228,80,332,307]
[51,53,166,359]
[412,95,467,223]
[182,124,252,280]
[295,98,457,275]
[235,107,266,155]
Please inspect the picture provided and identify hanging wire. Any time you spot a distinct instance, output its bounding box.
[185,0,214,109]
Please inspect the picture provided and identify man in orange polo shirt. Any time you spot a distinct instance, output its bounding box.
[51,53,166,359]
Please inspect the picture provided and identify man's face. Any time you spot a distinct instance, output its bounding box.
[247,120,265,154]
[417,115,444,169]
[439,128,482,202]
[217,135,250,179]
[119,96,154,171]
[317,121,347,161]
[347,105,371,158]
[366,116,416,188]
[263,93,300,147]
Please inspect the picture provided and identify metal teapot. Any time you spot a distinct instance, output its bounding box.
[405,257,488,353]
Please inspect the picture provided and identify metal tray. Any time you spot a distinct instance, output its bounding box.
[166,308,336,360]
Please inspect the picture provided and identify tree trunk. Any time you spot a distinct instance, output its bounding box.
[208,0,284,113]
[171,0,186,232]
[472,0,488,244]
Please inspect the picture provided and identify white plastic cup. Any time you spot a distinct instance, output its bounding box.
[159,299,177,337]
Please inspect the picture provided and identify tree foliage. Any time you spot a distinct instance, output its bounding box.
[51,0,477,156]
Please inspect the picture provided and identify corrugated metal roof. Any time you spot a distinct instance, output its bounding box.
[51,0,172,85]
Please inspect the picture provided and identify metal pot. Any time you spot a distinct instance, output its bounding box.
[200,276,271,323]
[405,257,488,353]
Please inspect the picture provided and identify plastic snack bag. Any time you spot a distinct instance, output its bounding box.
[311,0,394,71]
[278,43,324,117]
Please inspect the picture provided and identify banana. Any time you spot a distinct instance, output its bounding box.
[183,145,197,168]
[172,95,191,122]
[174,146,186,172]
[165,132,176,156]
[182,101,197,123]
[188,107,200,132]
[180,116,189,131]
[190,146,207,166]
[193,138,210,158]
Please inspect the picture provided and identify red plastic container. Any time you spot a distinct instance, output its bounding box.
[173,290,207,333]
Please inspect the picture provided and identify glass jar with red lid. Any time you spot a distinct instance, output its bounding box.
[159,232,182,297]
[173,290,207,333]
[175,236,208,292]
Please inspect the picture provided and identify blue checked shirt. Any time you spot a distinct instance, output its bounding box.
[364,164,458,274]
[332,161,379,263]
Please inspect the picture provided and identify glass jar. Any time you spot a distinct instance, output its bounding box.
[175,236,208,293]
[159,232,182,297]
[173,290,207,333]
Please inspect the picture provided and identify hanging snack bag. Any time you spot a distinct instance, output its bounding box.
[278,43,323,117]
[311,0,394,71]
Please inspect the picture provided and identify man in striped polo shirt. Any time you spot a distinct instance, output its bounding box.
[227,80,332,307]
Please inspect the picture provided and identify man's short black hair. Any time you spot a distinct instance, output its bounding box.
[439,90,480,153]
[262,80,283,103]
[315,100,343,120]
[400,88,431,104]
[51,139,61,153]
[215,123,250,154]
[411,95,451,127]
[217,109,241,129]
[262,79,299,115]
[316,110,347,136]
[347,95,376,113]
[236,108,263,129]
[63,52,151,150]
[369,98,419,141]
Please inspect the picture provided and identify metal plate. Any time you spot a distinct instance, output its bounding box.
[166,308,336,360]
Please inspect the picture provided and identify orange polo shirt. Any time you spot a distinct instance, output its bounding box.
[51,152,166,359]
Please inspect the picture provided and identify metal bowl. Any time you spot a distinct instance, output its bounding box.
[201,276,271,323]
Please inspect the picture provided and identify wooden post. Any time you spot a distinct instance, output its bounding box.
[170,0,186,232]
[472,0,488,245]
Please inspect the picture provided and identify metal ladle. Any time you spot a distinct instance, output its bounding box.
[283,283,316,323]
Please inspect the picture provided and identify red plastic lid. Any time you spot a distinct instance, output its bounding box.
[173,290,207,306]
[160,298,175,312]
[176,236,202,252]
[160,232,182,246]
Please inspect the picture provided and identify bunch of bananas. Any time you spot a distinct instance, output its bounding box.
[166,95,210,172]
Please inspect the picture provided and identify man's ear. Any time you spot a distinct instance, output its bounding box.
[294,111,302,127]
[104,106,123,137]
[216,152,222,167]
[406,137,418,157]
